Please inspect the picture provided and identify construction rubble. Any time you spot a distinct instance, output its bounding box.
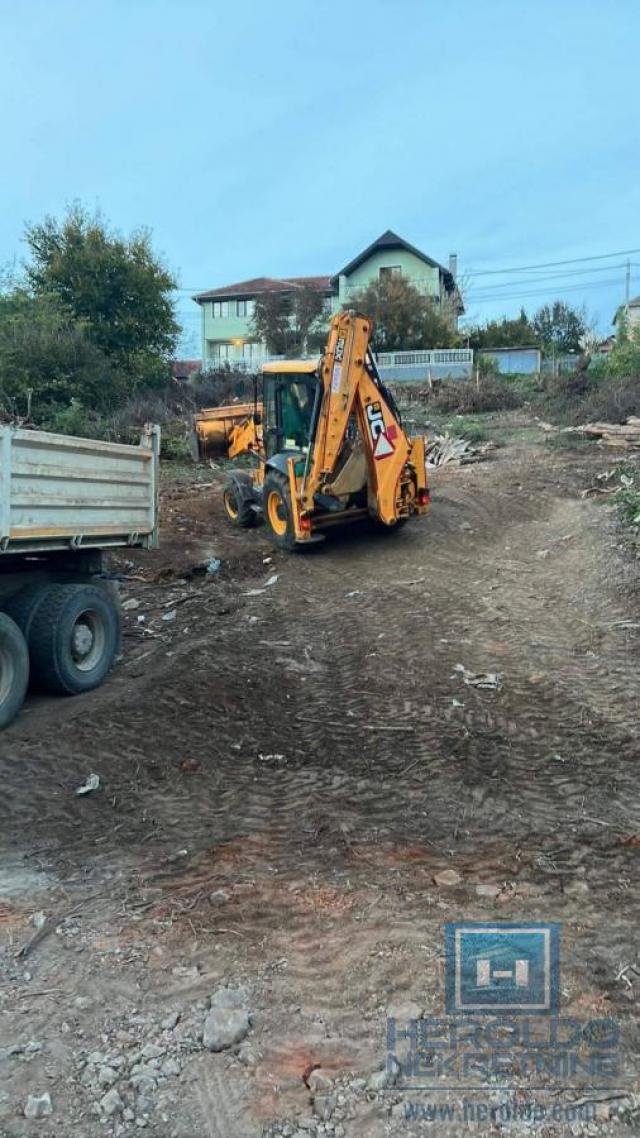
[541,416,640,449]
[425,432,497,467]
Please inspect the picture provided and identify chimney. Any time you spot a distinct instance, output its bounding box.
[448,253,458,280]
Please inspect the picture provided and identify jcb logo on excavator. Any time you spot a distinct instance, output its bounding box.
[366,401,395,460]
[366,401,385,440]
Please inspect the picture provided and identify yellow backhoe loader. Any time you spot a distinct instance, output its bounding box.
[193,310,429,550]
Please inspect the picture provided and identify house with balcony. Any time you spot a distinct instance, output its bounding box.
[193,230,462,370]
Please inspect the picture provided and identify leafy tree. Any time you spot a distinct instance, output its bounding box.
[466,308,535,349]
[347,275,455,351]
[0,287,121,423]
[293,285,326,353]
[251,285,325,355]
[532,301,586,354]
[24,204,178,381]
[599,325,640,378]
[251,292,291,355]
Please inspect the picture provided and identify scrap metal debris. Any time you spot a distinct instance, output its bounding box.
[426,433,496,468]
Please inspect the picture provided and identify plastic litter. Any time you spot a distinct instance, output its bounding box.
[75,773,100,796]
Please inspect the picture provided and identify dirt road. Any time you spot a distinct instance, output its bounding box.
[0,438,638,1137]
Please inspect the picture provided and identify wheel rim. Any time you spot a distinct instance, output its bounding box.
[0,643,15,706]
[70,609,105,672]
[267,490,288,536]
[224,488,239,519]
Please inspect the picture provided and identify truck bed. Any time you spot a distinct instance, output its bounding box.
[0,425,160,556]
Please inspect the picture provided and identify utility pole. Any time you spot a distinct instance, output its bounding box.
[625,260,631,318]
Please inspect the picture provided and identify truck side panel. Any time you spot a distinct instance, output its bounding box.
[0,426,159,555]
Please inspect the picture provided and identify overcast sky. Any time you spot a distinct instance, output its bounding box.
[2,0,639,351]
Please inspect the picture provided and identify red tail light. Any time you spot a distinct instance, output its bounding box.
[417,489,430,506]
[300,515,312,531]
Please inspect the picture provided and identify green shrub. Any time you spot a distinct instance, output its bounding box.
[431,375,524,414]
[43,400,110,439]
[542,372,640,425]
[615,484,640,533]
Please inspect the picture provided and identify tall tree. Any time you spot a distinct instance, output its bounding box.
[0,287,117,422]
[24,205,179,381]
[251,285,325,356]
[348,275,455,352]
[466,308,535,349]
[532,301,586,354]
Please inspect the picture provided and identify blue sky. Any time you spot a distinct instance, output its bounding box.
[2,0,639,352]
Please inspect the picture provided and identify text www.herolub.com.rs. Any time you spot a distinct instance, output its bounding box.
[401,1099,597,1125]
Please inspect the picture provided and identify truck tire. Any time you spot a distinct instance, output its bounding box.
[3,581,52,641]
[0,613,29,728]
[27,583,121,696]
[222,474,258,529]
[262,470,298,551]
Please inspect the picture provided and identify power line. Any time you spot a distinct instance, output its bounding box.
[465,275,635,305]
[466,247,640,278]
[466,262,629,294]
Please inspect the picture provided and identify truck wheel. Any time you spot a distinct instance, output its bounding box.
[223,477,257,529]
[0,613,29,728]
[263,471,297,551]
[3,582,52,641]
[27,583,121,696]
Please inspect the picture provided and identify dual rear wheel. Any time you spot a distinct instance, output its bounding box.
[0,582,121,729]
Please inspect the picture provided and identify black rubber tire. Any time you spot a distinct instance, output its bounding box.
[223,477,258,529]
[368,515,409,534]
[2,582,52,642]
[262,470,298,551]
[0,613,29,729]
[27,583,121,696]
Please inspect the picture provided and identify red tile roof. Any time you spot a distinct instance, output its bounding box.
[193,275,332,302]
[171,359,201,380]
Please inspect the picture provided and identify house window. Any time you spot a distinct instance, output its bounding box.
[379,265,402,279]
[322,296,333,315]
[212,301,229,318]
[208,341,233,364]
[236,299,248,317]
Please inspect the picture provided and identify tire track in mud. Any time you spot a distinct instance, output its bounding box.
[1,453,638,873]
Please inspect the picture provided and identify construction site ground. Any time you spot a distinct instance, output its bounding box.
[0,421,639,1138]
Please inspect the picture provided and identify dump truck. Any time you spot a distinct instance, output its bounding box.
[193,310,429,550]
[0,424,160,728]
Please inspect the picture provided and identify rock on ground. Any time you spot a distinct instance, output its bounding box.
[202,987,252,1052]
[24,1093,53,1119]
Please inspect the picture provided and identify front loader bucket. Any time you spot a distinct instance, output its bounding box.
[192,403,259,462]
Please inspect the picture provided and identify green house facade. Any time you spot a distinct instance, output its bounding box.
[193,230,462,369]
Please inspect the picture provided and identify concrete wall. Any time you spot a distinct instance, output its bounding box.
[480,347,541,375]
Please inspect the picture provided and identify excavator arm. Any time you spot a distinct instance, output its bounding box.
[300,311,428,523]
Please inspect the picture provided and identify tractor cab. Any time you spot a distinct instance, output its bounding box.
[260,360,320,459]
